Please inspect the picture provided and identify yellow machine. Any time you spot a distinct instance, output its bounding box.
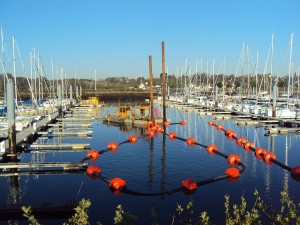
[117,106,131,118]
[88,97,99,105]
[87,97,105,107]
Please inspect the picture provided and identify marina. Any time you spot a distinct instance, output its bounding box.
[0,64,299,223]
[0,95,299,223]
[1,3,300,223]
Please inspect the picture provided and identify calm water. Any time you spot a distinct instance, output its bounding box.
[1,105,300,224]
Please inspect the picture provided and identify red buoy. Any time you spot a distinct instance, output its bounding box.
[87,150,99,161]
[225,167,240,178]
[206,144,218,155]
[291,166,300,182]
[180,120,186,126]
[186,137,196,146]
[86,165,101,179]
[155,124,164,133]
[236,137,246,146]
[109,178,127,190]
[225,129,232,136]
[254,147,266,160]
[147,120,154,128]
[107,142,119,152]
[227,154,241,166]
[128,135,138,144]
[243,142,254,152]
[168,132,177,141]
[164,120,170,127]
[208,120,216,127]
[147,129,155,138]
[263,152,276,165]
[227,131,236,141]
[216,124,224,131]
[181,178,197,190]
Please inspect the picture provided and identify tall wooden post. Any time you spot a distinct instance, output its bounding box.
[162,41,167,122]
[149,55,154,123]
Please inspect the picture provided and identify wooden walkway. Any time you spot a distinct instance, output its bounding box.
[4,112,59,149]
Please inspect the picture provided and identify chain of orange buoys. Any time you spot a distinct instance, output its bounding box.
[208,120,300,182]
[81,120,246,196]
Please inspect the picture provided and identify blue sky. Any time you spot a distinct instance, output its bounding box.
[0,0,299,79]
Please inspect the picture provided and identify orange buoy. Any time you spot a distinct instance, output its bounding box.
[206,144,218,155]
[291,166,300,182]
[155,124,164,133]
[254,147,266,160]
[180,120,186,126]
[87,150,100,161]
[263,152,276,165]
[109,178,127,190]
[236,137,246,146]
[208,120,216,127]
[243,141,254,152]
[168,132,177,141]
[86,165,101,179]
[107,142,119,152]
[227,131,236,141]
[181,179,197,190]
[147,120,154,128]
[225,129,232,136]
[186,137,196,147]
[216,124,224,131]
[128,135,138,144]
[225,167,240,178]
[147,129,155,138]
[227,154,241,166]
[164,120,170,127]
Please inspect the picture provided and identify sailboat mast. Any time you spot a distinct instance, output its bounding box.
[30,51,34,103]
[270,33,274,96]
[287,33,293,103]
[12,35,17,103]
[223,57,225,103]
[1,26,5,99]
[94,69,97,92]
[51,58,55,99]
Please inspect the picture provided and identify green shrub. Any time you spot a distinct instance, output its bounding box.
[22,185,300,225]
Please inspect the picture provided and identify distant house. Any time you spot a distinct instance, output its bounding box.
[138,83,146,90]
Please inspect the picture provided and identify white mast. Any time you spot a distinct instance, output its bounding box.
[270,33,274,96]
[287,33,293,104]
[38,53,41,101]
[1,26,5,99]
[255,52,258,97]
[247,44,250,96]
[51,58,54,98]
[241,42,245,94]
[0,26,4,69]
[12,35,17,102]
[30,51,33,102]
[223,57,225,104]
[94,68,96,91]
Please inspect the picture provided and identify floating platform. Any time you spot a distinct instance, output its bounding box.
[265,127,300,135]
[24,143,90,150]
[237,120,279,126]
[38,131,93,137]
[0,161,87,170]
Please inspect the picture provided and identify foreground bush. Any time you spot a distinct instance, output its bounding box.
[22,184,300,225]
